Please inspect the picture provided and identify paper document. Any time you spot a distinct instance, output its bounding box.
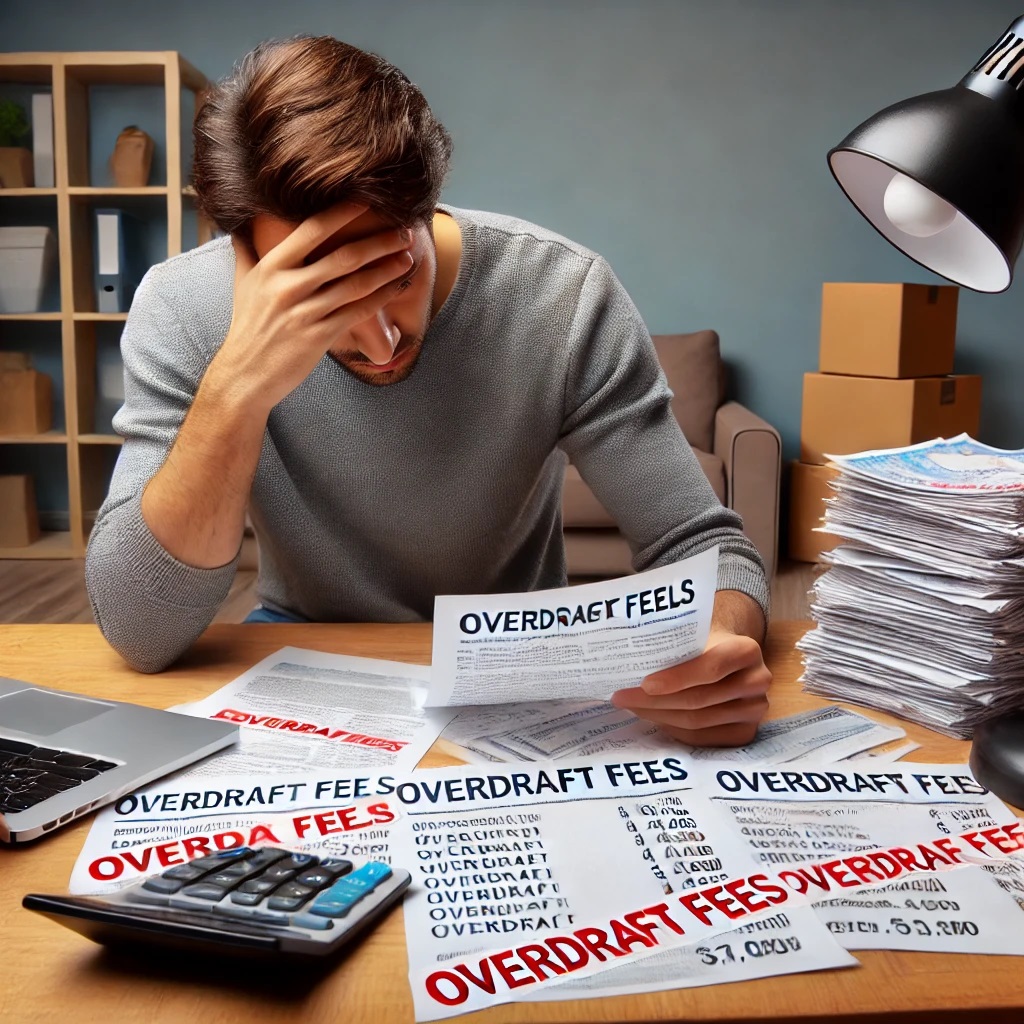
[800,435,1024,737]
[171,647,455,777]
[428,546,717,706]
[442,704,905,765]
[389,755,856,1019]
[70,768,394,894]
[387,756,1024,1019]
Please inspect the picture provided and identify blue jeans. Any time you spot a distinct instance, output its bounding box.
[244,605,306,624]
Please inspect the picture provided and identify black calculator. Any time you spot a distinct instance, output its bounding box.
[23,844,412,959]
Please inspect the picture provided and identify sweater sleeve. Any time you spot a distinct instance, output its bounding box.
[85,271,240,673]
[557,256,770,620]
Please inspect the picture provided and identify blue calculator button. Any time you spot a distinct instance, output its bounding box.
[206,847,251,860]
[309,862,392,918]
[291,912,335,931]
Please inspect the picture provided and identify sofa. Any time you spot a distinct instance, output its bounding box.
[562,330,781,579]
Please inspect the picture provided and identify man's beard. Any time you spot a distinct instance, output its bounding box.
[330,335,424,386]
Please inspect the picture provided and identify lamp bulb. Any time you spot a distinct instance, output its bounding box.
[882,173,957,237]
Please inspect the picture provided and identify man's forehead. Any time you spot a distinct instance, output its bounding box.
[252,206,397,259]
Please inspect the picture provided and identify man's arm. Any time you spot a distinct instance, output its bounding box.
[88,204,415,671]
[557,256,772,744]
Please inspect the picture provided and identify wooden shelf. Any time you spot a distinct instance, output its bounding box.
[0,531,74,559]
[0,49,210,559]
[0,188,59,197]
[0,432,68,445]
[78,434,124,446]
[68,187,168,198]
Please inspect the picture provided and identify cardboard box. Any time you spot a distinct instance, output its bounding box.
[800,372,981,465]
[0,369,52,434]
[788,461,841,563]
[819,282,958,378]
[0,351,31,371]
[0,474,41,548]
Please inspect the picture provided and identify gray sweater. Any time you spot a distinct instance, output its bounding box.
[86,206,769,672]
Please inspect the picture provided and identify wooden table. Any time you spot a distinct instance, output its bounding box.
[0,621,1021,1024]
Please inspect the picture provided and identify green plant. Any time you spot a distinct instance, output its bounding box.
[0,101,30,148]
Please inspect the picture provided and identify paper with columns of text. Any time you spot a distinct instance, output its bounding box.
[427,546,717,707]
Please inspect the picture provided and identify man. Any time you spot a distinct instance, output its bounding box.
[86,35,772,746]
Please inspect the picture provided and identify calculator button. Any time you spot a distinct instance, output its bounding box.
[294,868,341,889]
[267,881,314,902]
[278,854,317,870]
[290,913,335,931]
[161,863,216,883]
[259,863,301,883]
[236,877,280,896]
[317,858,354,876]
[308,864,391,918]
[265,895,308,912]
[228,891,265,906]
[179,883,231,902]
[200,871,247,889]
[246,848,291,870]
[266,883,315,912]
[211,860,264,880]
[199,847,251,864]
[141,876,188,895]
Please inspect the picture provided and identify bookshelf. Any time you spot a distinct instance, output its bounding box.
[0,51,212,558]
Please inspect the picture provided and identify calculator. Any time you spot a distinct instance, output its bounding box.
[23,845,412,959]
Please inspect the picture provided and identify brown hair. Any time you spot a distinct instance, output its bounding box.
[192,35,452,238]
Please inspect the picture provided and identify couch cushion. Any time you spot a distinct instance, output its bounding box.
[652,331,726,455]
[562,449,726,527]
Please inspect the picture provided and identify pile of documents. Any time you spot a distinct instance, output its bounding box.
[798,434,1024,738]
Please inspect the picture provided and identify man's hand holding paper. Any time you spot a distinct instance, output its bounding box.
[610,589,772,746]
[428,546,773,748]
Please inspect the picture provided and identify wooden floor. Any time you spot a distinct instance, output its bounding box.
[0,559,818,625]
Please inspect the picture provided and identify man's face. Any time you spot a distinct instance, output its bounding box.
[251,208,437,386]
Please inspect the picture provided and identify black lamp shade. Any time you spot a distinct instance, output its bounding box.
[829,20,1024,292]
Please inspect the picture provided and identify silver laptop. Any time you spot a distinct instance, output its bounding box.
[0,677,238,844]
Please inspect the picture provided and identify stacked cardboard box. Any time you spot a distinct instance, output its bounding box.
[789,283,982,563]
[0,351,51,435]
[0,475,40,547]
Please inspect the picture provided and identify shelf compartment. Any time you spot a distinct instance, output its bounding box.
[74,319,126,435]
[67,193,168,313]
[0,193,61,314]
[0,319,65,434]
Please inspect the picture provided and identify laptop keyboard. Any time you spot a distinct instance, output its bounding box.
[0,736,119,815]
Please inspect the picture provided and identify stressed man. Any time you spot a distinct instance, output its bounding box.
[85,35,772,745]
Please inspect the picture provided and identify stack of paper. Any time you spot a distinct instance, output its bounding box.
[798,434,1024,738]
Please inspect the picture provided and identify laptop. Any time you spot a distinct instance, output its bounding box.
[0,677,238,844]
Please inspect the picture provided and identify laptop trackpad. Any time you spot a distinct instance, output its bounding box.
[0,689,113,736]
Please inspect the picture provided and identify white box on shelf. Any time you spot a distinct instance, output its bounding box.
[0,227,57,313]
[31,94,54,189]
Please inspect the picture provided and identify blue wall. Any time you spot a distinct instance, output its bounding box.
[4,0,1024,461]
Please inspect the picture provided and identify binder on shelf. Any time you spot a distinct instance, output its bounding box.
[31,93,54,189]
[94,208,141,313]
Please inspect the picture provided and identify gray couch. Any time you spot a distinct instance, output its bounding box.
[562,330,781,578]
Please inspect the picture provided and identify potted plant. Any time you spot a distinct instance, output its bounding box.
[0,101,33,188]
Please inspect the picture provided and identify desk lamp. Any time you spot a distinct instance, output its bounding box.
[827,15,1024,806]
